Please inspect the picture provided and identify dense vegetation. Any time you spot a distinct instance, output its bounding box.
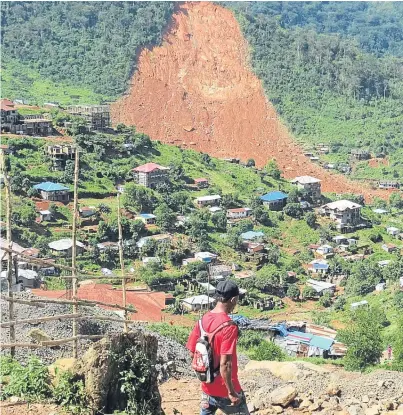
[229,2,403,57]
[1,2,173,101]
[224,4,403,180]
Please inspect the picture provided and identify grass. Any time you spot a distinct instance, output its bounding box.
[1,56,109,105]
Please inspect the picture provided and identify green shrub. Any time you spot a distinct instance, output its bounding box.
[1,356,51,401]
[249,340,286,361]
[238,330,265,350]
[147,323,191,346]
[53,371,89,414]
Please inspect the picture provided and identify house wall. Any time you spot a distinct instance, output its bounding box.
[263,199,286,211]
[136,170,169,188]
[41,190,69,202]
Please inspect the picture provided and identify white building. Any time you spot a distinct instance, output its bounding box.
[182,295,216,312]
[320,200,362,231]
[194,252,218,263]
[386,227,400,236]
[195,195,221,207]
[226,208,252,219]
[306,279,336,296]
[48,239,84,256]
[316,245,333,256]
[351,300,369,310]
[291,176,321,203]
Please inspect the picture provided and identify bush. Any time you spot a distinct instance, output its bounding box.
[53,371,89,414]
[147,323,191,346]
[249,340,286,361]
[238,330,265,350]
[1,356,51,401]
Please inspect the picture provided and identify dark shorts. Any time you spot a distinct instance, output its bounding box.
[200,390,250,415]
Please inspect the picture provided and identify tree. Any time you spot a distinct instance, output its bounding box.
[264,159,281,179]
[211,211,227,231]
[266,244,280,264]
[284,203,303,219]
[318,292,332,308]
[61,159,75,184]
[254,205,272,226]
[346,261,380,296]
[98,203,111,214]
[302,285,316,300]
[305,212,317,228]
[123,183,157,212]
[12,201,36,226]
[394,316,403,363]
[185,210,210,250]
[389,192,403,209]
[154,203,176,232]
[339,308,383,371]
[287,284,300,300]
[249,341,286,361]
[246,159,256,167]
[287,188,300,203]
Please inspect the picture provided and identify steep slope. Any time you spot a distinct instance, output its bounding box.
[112,2,390,199]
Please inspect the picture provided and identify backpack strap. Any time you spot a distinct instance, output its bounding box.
[207,320,237,342]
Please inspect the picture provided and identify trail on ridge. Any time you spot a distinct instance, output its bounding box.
[112,2,390,200]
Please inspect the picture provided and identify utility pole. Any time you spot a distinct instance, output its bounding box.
[71,150,79,358]
[2,154,15,356]
[117,192,128,332]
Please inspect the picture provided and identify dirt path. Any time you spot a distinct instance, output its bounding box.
[112,2,391,201]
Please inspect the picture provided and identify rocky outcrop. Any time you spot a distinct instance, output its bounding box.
[74,331,161,414]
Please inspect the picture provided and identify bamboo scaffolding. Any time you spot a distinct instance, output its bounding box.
[0,335,106,349]
[71,150,79,358]
[117,192,128,332]
[0,296,136,313]
[0,296,45,308]
[1,313,81,328]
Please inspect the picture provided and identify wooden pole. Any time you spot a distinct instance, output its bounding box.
[1,313,81,328]
[2,154,15,356]
[71,150,79,358]
[117,192,128,332]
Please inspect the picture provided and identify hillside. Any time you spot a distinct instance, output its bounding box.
[112,2,392,200]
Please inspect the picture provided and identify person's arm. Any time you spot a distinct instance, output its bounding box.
[220,354,240,404]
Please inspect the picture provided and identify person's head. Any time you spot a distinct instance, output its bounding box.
[214,280,240,313]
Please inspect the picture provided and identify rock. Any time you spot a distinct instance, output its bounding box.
[300,399,312,409]
[9,396,22,404]
[28,328,52,343]
[270,385,297,407]
[326,383,341,397]
[378,380,385,388]
[309,402,321,412]
[247,402,256,413]
[362,396,369,404]
[347,405,360,415]
[272,405,284,414]
[48,357,77,378]
[245,361,301,381]
[364,407,379,415]
[74,331,162,414]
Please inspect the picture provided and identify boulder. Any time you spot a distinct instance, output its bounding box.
[74,331,161,414]
[245,361,300,381]
[327,383,341,397]
[270,385,297,407]
[362,396,369,404]
[364,407,379,415]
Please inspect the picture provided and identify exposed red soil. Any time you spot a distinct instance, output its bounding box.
[112,2,392,201]
[368,157,389,168]
[31,283,193,326]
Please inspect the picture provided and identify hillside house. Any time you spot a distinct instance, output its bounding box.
[306,279,336,296]
[22,247,40,258]
[66,105,110,130]
[242,241,265,254]
[316,245,334,256]
[181,294,215,312]
[0,100,19,126]
[319,200,363,232]
[79,207,97,218]
[16,115,53,136]
[226,207,252,219]
[351,300,369,310]
[33,182,70,202]
[48,239,84,256]
[195,251,218,263]
[333,235,347,244]
[291,176,321,204]
[379,181,400,189]
[97,241,119,252]
[382,243,398,253]
[182,257,202,266]
[38,210,53,222]
[351,149,370,160]
[195,195,221,207]
[135,213,156,225]
[136,234,171,249]
[198,282,216,295]
[240,230,264,242]
[308,259,329,275]
[194,178,209,189]
[260,191,288,211]
[209,264,232,278]
[142,257,161,265]
[375,282,386,291]
[1,268,40,291]
[387,227,400,237]
[209,206,222,214]
[132,163,170,189]
[45,145,76,171]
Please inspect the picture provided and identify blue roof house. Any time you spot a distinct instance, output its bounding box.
[240,231,265,242]
[260,191,288,211]
[135,213,156,225]
[33,182,70,202]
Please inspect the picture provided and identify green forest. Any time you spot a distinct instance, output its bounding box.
[1,1,173,100]
[227,3,403,179]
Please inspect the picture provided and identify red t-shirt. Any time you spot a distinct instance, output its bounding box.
[186,311,241,398]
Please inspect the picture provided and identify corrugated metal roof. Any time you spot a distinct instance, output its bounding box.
[34,182,69,192]
[260,191,288,202]
[309,335,334,351]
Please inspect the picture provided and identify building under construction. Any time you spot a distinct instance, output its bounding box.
[45,145,76,171]
[66,105,110,131]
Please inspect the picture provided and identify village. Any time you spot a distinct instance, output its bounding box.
[1,98,403,363]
